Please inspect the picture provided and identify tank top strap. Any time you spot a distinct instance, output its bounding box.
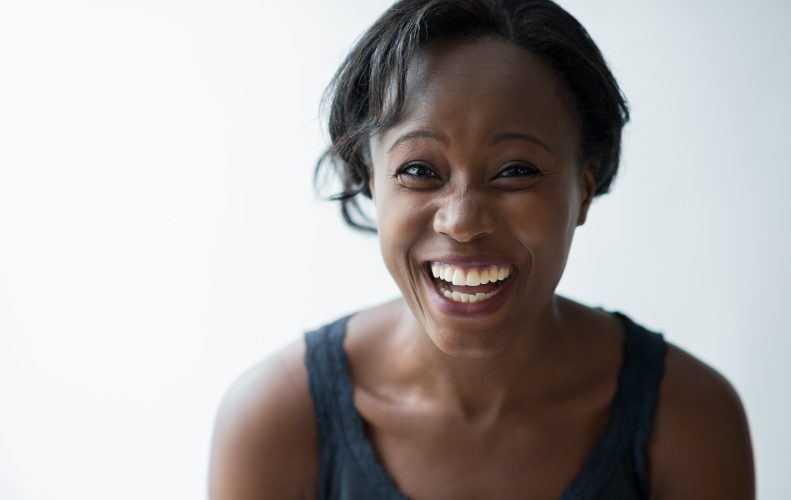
[304,314,353,497]
[304,313,408,500]
[560,312,667,500]
[616,312,668,498]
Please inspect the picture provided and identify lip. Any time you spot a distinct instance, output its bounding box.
[422,255,517,268]
[420,257,518,317]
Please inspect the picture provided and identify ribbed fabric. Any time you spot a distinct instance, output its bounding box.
[304,311,667,500]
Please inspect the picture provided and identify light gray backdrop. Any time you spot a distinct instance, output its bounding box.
[0,0,787,498]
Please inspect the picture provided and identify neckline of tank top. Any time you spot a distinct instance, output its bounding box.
[326,310,649,500]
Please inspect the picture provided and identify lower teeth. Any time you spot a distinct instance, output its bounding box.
[435,281,500,304]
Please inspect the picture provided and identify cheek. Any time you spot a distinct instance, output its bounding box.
[374,189,431,275]
[505,191,576,241]
[503,193,579,289]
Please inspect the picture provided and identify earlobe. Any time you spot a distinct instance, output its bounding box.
[576,163,596,226]
[367,165,375,201]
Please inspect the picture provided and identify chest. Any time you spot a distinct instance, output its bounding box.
[356,394,612,500]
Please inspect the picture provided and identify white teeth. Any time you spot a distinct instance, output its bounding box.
[434,279,501,304]
[433,262,512,285]
[449,289,498,304]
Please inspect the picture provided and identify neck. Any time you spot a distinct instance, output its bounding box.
[396,295,575,422]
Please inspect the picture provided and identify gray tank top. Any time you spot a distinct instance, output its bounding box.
[304,311,667,499]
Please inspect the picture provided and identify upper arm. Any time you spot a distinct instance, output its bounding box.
[649,343,755,500]
[209,340,318,500]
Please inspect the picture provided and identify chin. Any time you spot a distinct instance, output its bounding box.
[426,325,516,359]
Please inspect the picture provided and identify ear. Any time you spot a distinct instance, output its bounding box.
[576,161,596,226]
[367,164,375,201]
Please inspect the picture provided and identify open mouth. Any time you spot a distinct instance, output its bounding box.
[425,261,514,304]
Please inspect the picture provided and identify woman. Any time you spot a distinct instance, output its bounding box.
[210,1,755,498]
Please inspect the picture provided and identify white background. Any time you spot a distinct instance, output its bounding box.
[0,0,788,498]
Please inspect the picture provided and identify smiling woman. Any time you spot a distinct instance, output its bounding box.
[209,1,755,499]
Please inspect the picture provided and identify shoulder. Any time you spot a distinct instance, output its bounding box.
[648,341,755,500]
[209,338,318,500]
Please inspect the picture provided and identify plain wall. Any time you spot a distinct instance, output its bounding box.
[0,0,788,498]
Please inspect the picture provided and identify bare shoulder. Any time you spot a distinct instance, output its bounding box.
[649,342,755,500]
[209,339,317,500]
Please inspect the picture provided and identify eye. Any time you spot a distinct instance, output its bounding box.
[497,162,539,178]
[397,162,438,179]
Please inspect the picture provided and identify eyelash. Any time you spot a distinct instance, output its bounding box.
[498,163,540,177]
[394,162,540,180]
[396,163,438,179]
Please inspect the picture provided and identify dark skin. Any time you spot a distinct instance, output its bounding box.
[209,38,755,499]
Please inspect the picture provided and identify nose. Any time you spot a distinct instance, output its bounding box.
[432,191,497,243]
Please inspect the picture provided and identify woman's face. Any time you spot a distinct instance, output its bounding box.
[369,37,595,357]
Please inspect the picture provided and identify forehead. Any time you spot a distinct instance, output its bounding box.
[375,37,580,156]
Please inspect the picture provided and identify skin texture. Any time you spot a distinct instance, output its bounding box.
[369,38,595,365]
[209,38,755,500]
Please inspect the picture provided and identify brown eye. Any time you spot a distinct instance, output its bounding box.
[398,163,438,179]
[396,163,439,182]
[497,163,539,178]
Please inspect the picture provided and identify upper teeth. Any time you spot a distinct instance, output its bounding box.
[430,263,512,286]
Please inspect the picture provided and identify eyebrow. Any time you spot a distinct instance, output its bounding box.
[387,129,448,153]
[490,131,552,154]
[386,129,552,154]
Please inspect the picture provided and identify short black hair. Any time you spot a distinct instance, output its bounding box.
[315,0,630,233]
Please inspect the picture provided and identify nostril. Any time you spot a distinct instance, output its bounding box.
[432,200,496,242]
